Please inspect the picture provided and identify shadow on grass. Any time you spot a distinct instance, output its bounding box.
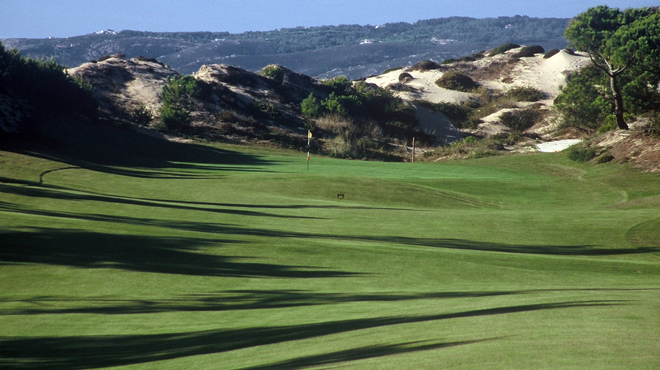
[0,227,356,278]
[236,339,491,370]
[1,116,278,180]
[3,197,658,257]
[357,236,660,256]
[0,186,325,220]
[0,288,646,316]
[0,290,520,315]
[0,301,618,370]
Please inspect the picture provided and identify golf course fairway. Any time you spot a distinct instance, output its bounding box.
[1,125,659,369]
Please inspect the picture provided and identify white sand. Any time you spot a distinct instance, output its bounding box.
[536,139,583,152]
[481,49,591,101]
[366,69,474,104]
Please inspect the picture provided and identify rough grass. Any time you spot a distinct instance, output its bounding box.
[505,86,546,102]
[499,107,546,132]
[1,118,659,370]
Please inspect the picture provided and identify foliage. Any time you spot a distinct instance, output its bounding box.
[512,45,545,58]
[160,104,192,131]
[505,86,546,102]
[381,66,404,74]
[300,93,322,118]
[442,51,487,64]
[132,104,153,126]
[564,6,660,130]
[499,108,545,132]
[0,42,97,119]
[596,153,615,163]
[409,60,442,71]
[544,49,561,58]
[489,43,521,56]
[312,80,418,142]
[260,65,285,83]
[424,135,501,159]
[554,65,610,130]
[611,11,660,75]
[420,101,476,129]
[649,112,660,137]
[435,71,479,92]
[398,72,413,82]
[323,76,353,95]
[556,6,660,132]
[567,144,596,162]
[159,75,207,131]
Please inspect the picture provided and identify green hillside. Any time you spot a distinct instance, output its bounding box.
[1,16,568,78]
[1,118,659,369]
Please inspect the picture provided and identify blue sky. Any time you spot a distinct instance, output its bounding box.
[1,0,658,39]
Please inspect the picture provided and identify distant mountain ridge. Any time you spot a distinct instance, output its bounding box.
[1,16,569,79]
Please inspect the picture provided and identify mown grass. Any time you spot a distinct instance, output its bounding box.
[1,119,659,369]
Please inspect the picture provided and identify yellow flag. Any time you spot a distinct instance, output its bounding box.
[308,130,313,139]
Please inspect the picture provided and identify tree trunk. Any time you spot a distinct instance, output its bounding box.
[590,53,631,130]
[609,73,629,130]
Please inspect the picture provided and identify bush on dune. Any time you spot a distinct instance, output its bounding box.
[435,71,479,92]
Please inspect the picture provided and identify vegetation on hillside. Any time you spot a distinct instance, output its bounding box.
[558,6,660,131]
[3,16,569,79]
[301,77,425,159]
[435,71,479,92]
[159,75,210,132]
[0,42,97,122]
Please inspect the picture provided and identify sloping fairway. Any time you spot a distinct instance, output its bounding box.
[1,120,659,369]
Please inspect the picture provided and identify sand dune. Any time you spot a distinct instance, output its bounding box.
[365,49,591,142]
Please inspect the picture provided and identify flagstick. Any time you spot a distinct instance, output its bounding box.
[307,130,311,172]
[412,137,416,163]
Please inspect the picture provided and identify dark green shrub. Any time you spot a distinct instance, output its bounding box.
[301,93,321,118]
[596,153,615,164]
[159,75,206,131]
[512,45,545,58]
[323,76,353,95]
[505,86,546,102]
[160,105,192,131]
[649,112,660,137]
[597,117,617,134]
[410,60,442,71]
[554,65,610,130]
[499,108,544,132]
[567,145,596,162]
[132,104,153,126]
[435,71,479,92]
[260,65,285,83]
[489,43,520,56]
[422,101,474,129]
[255,101,281,120]
[398,72,413,82]
[382,66,403,74]
[0,42,97,119]
[544,49,561,59]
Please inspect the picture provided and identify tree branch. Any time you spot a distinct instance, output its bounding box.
[588,52,612,76]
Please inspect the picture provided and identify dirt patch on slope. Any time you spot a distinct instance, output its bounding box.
[592,130,660,172]
[68,57,179,120]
